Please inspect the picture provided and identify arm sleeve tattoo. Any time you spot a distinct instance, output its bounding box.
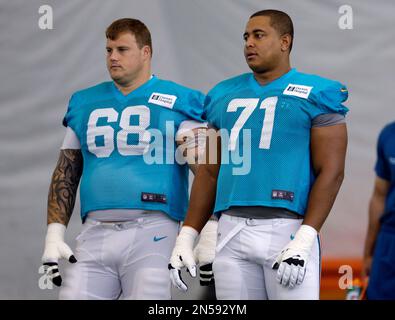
[47,149,83,226]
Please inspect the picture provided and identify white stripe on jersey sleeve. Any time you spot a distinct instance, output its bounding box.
[175,120,208,141]
[61,127,81,150]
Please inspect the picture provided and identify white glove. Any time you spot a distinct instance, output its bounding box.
[168,226,198,292]
[42,223,77,286]
[272,224,317,289]
[193,220,218,286]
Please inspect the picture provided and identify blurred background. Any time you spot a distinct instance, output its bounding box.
[0,0,394,299]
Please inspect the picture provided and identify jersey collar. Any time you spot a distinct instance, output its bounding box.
[111,75,159,103]
[249,68,297,94]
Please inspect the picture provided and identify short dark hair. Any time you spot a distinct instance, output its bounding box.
[106,18,153,56]
[250,9,294,52]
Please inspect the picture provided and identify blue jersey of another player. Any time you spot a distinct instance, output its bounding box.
[204,68,349,216]
[63,76,205,221]
[375,122,395,231]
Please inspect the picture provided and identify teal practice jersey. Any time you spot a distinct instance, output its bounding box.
[63,76,205,221]
[204,68,349,216]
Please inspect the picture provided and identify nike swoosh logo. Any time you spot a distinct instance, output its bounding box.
[153,236,168,242]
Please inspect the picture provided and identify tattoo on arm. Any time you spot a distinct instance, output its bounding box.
[47,149,83,226]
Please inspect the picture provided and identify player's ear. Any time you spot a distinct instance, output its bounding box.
[142,45,152,60]
[280,34,292,52]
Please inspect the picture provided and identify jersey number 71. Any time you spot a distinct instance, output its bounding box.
[227,97,278,151]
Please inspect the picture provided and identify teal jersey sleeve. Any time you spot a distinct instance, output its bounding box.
[177,87,206,122]
[62,82,113,140]
[153,78,206,123]
[305,76,349,117]
[63,93,79,129]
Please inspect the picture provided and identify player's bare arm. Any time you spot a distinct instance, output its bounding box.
[362,177,389,277]
[302,123,348,231]
[47,149,83,226]
[272,123,347,289]
[169,129,221,291]
[42,149,82,286]
[183,129,221,232]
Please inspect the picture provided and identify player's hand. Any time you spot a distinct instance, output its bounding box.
[168,226,198,292]
[42,223,77,287]
[193,219,218,286]
[272,224,317,289]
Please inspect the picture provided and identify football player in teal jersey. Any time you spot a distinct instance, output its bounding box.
[41,18,212,299]
[170,10,348,299]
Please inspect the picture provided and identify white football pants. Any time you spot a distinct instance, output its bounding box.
[59,212,179,299]
[213,214,321,300]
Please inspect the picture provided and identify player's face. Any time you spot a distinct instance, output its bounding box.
[106,32,148,86]
[243,16,284,73]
